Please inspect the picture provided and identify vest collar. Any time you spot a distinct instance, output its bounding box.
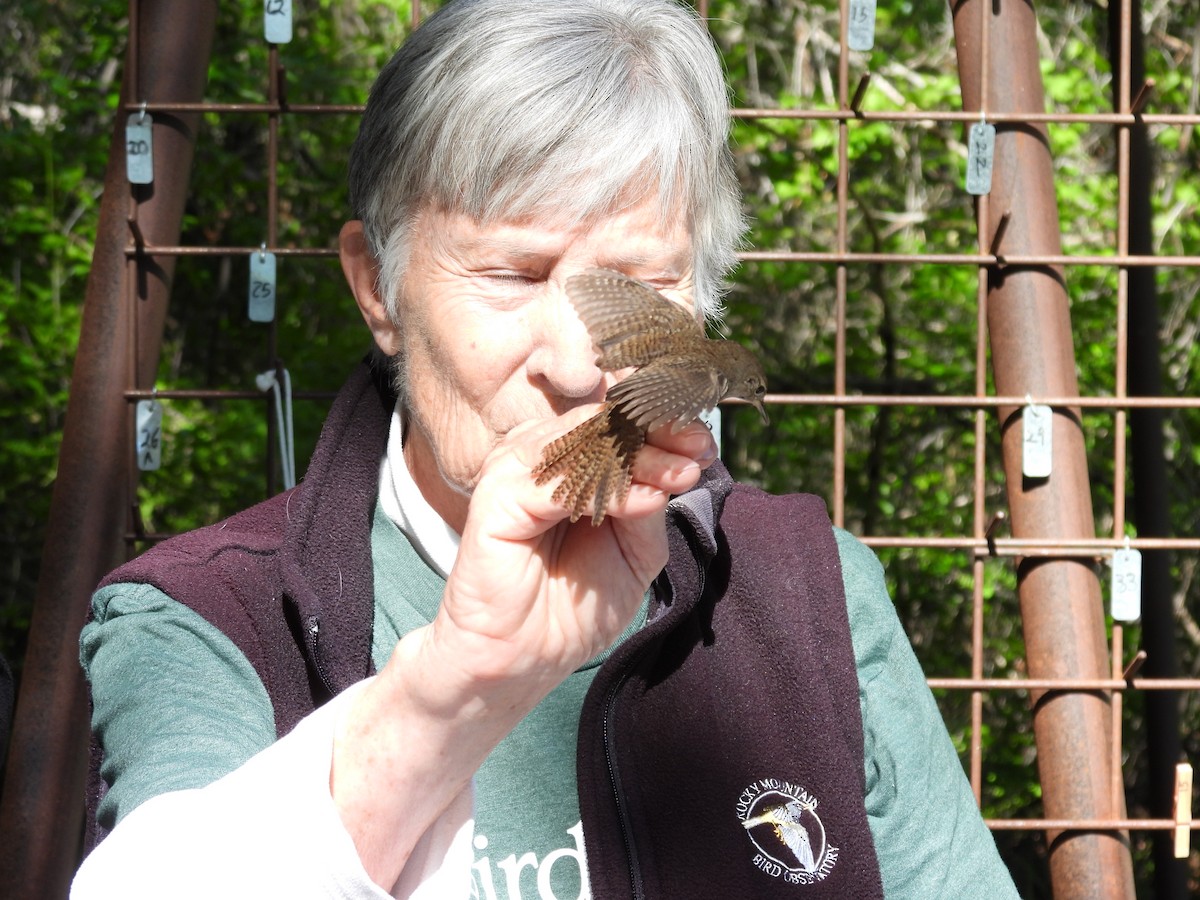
[279,358,394,691]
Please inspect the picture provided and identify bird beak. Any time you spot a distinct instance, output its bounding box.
[753,398,769,425]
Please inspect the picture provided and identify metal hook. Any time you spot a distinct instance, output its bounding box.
[1130,79,1156,116]
[127,217,146,252]
[260,242,267,262]
[138,101,147,124]
[850,73,871,115]
[1122,649,1147,684]
[985,510,1006,557]
[989,209,1011,257]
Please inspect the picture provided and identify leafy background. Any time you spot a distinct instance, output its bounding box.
[2,0,1198,895]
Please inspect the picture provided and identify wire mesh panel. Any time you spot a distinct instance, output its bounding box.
[711,0,1200,893]
[14,0,1198,896]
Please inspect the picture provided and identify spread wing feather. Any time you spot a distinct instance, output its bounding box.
[566,269,702,370]
[605,363,726,433]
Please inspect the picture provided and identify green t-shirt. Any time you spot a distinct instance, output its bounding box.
[81,509,1019,899]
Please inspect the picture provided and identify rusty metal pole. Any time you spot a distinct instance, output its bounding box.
[950,1,1136,897]
[0,3,215,897]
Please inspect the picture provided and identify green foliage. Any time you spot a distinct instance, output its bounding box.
[0,0,126,664]
[708,0,1200,892]
[0,0,419,657]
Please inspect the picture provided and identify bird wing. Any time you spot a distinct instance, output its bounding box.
[566,269,703,370]
[605,361,726,433]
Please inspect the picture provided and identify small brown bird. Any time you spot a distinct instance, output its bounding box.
[533,268,768,525]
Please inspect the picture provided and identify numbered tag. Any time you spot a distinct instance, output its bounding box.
[249,251,277,322]
[1111,547,1142,621]
[125,113,154,185]
[264,0,293,44]
[966,121,996,196]
[1022,404,1052,478]
[136,400,163,471]
[848,0,877,51]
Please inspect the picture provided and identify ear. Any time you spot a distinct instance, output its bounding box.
[340,221,402,356]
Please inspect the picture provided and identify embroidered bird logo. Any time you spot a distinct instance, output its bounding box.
[743,799,819,873]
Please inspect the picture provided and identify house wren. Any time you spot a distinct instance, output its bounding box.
[533,268,768,525]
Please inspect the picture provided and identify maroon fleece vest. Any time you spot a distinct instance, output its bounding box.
[578,480,884,898]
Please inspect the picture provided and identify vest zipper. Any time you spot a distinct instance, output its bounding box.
[601,646,648,900]
[304,615,339,698]
[601,557,704,899]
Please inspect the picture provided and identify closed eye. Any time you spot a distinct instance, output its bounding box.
[485,271,544,285]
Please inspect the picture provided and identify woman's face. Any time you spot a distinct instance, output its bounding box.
[387,196,695,529]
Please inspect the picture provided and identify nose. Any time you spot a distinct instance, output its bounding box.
[527,284,604,404]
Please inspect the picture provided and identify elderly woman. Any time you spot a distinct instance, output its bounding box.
[75,1,1018,897]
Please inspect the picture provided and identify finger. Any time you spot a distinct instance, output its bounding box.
[607,507,671,583]
[503,402,607,470]
[628,420,716,494]
[495,407,712,529]
[467,406,611,539]
[621,448,701,501]
[644,419,718,467]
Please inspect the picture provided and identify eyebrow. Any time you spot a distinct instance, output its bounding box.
[454,225,691,276]
[456,232,566,261]
[596,248,692,280]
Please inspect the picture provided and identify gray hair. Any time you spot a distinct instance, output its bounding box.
[347,0,744,322]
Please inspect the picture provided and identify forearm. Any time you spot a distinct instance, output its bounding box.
[332,619,574,890]
[75,681,442,900]
[81,584,478,898]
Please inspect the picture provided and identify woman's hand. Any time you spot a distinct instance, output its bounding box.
[428,405,716,698]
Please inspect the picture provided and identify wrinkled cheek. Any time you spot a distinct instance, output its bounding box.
[404,362,494,488]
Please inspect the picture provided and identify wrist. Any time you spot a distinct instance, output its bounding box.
[383,621,557,735]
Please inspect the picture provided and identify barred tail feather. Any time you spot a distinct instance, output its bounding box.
[532,407,645,525]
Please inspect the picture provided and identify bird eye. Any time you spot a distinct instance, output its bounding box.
[755,384,766,396]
